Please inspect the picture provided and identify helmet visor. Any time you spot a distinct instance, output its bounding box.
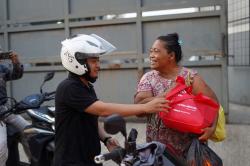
[90,34,116,55]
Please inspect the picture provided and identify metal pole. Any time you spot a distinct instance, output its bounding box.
[136,0,144,81]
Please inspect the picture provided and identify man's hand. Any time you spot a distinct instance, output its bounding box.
[106,137,120,152]
[144,97,170,114]
[10,52,20,64]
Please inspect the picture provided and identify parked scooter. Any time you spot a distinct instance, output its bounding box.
[0,72,56,166]
[94,114,186,166]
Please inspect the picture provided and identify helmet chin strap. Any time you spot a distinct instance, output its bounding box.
[82,73,97,83]
[81,62,97,83]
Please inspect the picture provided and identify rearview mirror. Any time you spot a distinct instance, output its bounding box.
[104,114,127,138]
[40,71,55,93]
[44,72,55,82]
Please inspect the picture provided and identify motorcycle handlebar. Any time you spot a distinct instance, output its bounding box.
[45,91,56,96]
[43,91,55,101]
[94,147,125,164]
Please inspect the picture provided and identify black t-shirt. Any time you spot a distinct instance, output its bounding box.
[54,73,101,166]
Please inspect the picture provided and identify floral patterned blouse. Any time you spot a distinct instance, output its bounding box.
[136,67,197,157]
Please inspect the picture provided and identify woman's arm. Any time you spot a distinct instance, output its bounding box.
[134,91,154,104]
[134,91,154,117]
[192,75,218,102]
[192,74,219,141]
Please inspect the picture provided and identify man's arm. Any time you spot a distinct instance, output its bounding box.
[134,83,175,104]
[62,82,167,117]
[98,122,120,152]
[98,122,110,142]
[134,89,172,117]
[85,97,167,117]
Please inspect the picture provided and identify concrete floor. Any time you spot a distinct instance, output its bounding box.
[228,103,250,124]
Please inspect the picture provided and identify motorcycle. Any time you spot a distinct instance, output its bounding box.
[0,72,56,166]
[94,114,187,166]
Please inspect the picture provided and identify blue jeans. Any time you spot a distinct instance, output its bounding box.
[0,123,8,166]
[0,114,30,166]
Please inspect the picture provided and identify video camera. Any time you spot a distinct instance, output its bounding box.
[0,51,12,60]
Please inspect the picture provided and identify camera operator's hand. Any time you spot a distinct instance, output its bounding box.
[10,52,20,64]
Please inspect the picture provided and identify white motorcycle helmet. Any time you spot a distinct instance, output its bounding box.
[60,34,116,77]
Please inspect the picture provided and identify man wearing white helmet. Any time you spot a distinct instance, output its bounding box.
[54,34,168,166]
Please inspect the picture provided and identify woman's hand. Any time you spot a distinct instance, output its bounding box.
[198,125,216,141]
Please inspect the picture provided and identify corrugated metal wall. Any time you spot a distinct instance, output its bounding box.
[0,0,228,112]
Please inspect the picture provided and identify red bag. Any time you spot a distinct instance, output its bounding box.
[159,76,219,134]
